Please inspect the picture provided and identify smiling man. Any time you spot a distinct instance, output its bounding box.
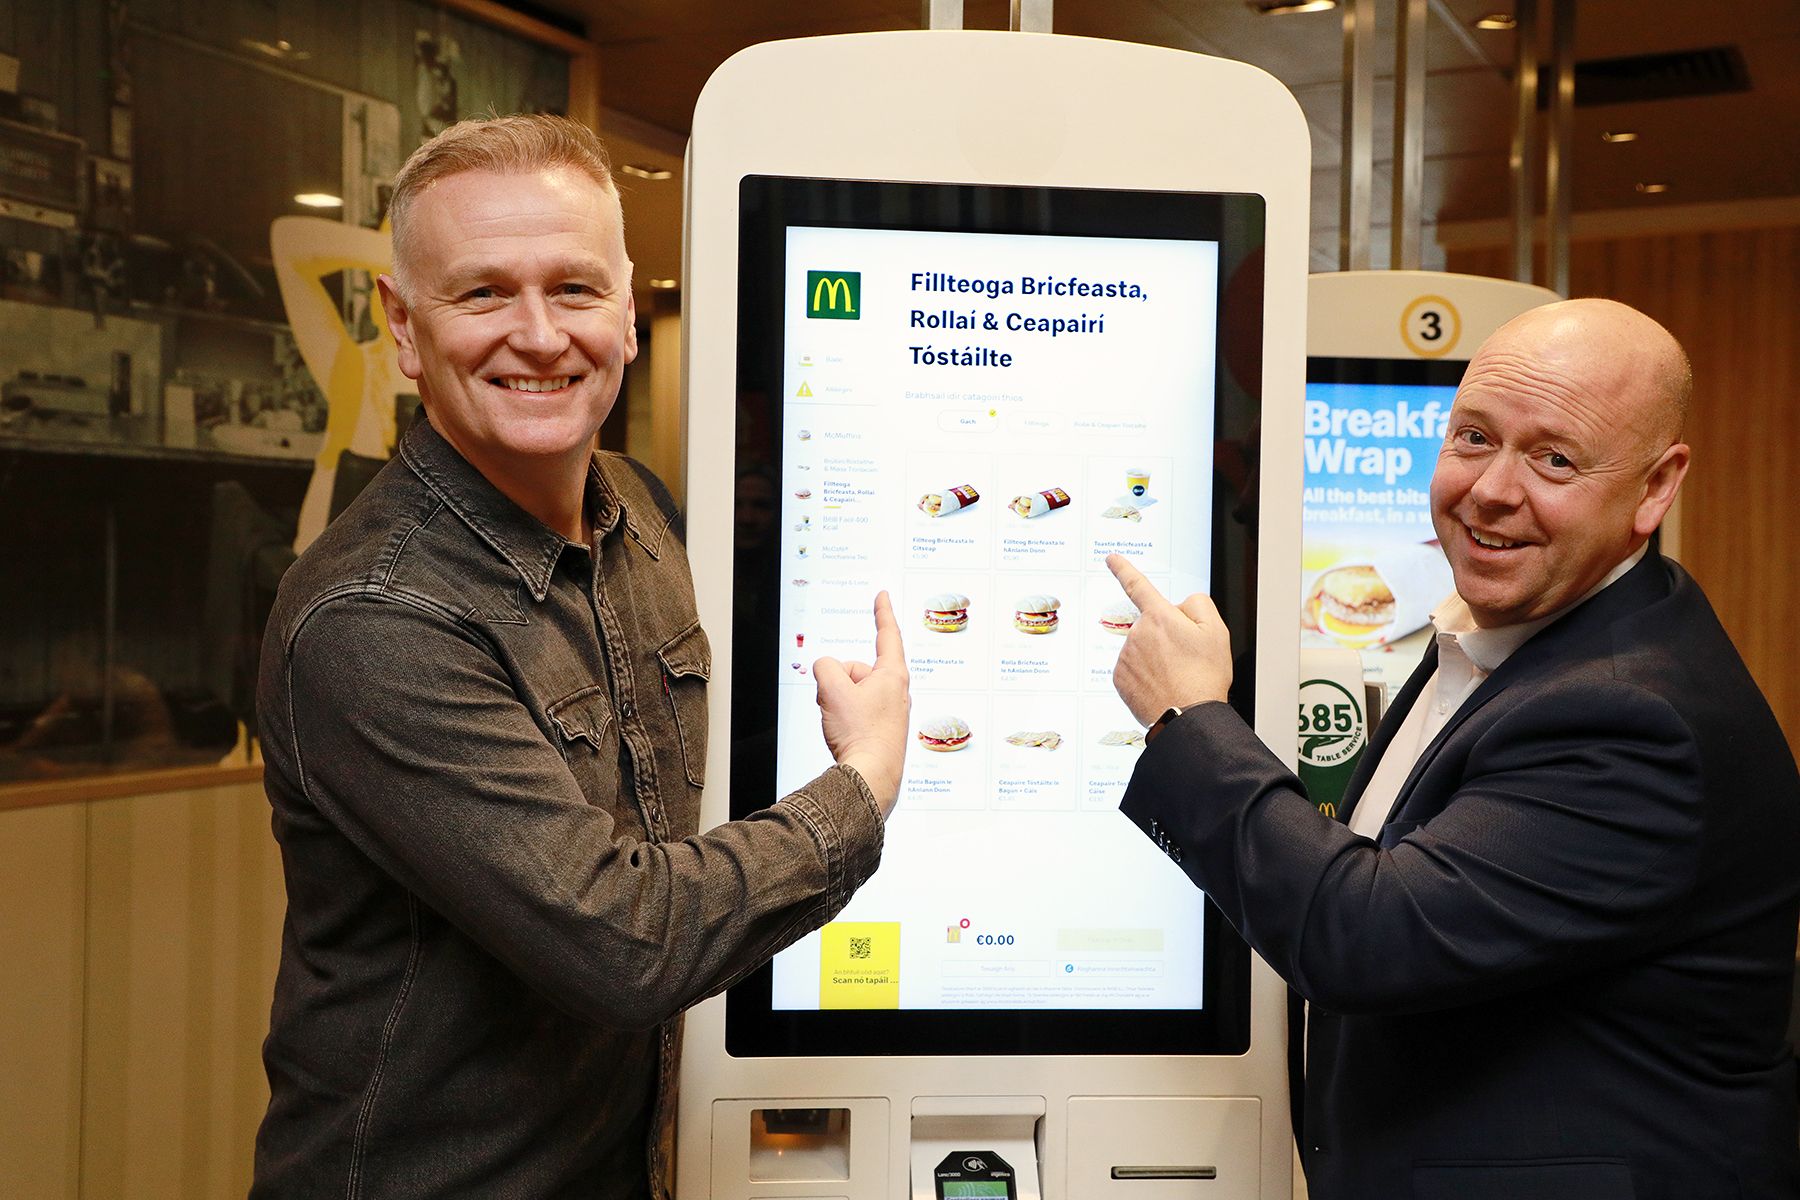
[251,115,910,1199]
[1108,299,1800,1199]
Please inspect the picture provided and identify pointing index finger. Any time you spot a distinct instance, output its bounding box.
[871,590,905,668]
[1106,553,1167,611]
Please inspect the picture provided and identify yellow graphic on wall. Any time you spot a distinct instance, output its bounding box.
[270,216,407,553]
[819,921,901,1009]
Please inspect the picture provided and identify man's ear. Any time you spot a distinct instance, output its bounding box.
[1635,442,1690,538]
[376,274,424,382]
[623,274,639,365]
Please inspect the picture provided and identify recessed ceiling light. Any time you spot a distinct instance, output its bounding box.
[241,37,311,61]
[619,163,674,181]
[1474,13,1517,30]
[1635,182,1670,194]
[294,193,343,208]
[648,278,679,290]
[1601,130,1640,143]
[1247,0,1338,14]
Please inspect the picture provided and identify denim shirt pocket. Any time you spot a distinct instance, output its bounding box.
[655,621,711,788]
[546,685,629,819]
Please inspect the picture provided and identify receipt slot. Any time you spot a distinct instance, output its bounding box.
[680,30,1310,1199]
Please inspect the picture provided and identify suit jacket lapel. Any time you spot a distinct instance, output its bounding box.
[1380,548,1673,826]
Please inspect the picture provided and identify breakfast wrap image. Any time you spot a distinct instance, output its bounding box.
[1302,541,1453,649]
[918,483,980,516]
[1010,486,1071,518]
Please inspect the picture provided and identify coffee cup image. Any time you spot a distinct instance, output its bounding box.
[1013,594,1061,634]
[917,716,973,753]
[923,593,971,633]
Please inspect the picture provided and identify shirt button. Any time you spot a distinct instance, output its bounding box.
[620,700,635,720]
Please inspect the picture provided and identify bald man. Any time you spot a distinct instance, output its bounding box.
[1110,300,1800,1199]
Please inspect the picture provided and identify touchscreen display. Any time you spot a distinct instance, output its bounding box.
[728,177,1260,1056]
[773,223,1216,1013]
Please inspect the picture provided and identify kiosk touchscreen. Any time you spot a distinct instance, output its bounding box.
[680,31,1310,1200]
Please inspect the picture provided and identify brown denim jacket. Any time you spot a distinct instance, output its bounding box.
[252,417,882,1199]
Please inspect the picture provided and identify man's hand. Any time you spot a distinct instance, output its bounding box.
[813,591,911,817]
[1107,554,1232,727]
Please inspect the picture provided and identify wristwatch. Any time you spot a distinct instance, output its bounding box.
[1144,705,1187,746]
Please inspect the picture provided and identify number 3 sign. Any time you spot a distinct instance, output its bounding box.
[1399,293,1463,358]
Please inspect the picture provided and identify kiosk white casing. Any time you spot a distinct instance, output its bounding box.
[680,31,1310,1200]
[1307,270,1559,362]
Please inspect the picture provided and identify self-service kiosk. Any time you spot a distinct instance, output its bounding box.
[1295,271,1558,812]
[678,31,1310,1199]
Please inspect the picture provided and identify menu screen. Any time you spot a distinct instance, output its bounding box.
[727,177,1261,1056]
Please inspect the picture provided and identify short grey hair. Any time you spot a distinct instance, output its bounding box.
[388,113,618,297]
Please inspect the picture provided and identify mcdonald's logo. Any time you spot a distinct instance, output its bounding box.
[806,270,860,319]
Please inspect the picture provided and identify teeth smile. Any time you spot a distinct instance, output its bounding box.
[496,376,573,392]
[1470,528,1523,549]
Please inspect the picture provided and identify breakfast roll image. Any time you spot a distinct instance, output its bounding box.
[918,483,980,516]
[1009,487,1071,518]
[1303,542,1453,648]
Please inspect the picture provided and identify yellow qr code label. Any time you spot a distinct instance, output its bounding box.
[818,921,901,1009]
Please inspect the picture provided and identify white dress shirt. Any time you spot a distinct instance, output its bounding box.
[1347,545,1648,841]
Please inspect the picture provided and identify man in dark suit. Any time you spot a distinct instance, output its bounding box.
[1109,298,1800,1199]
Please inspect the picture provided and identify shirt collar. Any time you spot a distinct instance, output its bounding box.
[1429,543,1648,674]
[399,416,633,603]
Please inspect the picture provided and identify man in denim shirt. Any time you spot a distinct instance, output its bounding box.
[251,115,910,1199]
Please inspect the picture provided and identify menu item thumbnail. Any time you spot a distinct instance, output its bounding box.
[1005,730,1063,750]
[1099,729,1146,747]
[1101,503,1143,523]
[1013,594,1061,635]
[1010,487,1072,518]
[1098,603,1139,635]
[917,716,973,753]
[923,593,971,633]
[918,484,980,517]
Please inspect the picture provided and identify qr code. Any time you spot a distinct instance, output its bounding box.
[849,937,872,960]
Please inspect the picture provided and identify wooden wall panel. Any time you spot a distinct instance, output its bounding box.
[1449,224,1800,749]
[0,783,284,1198]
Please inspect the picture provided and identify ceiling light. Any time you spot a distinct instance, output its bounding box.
[1247,0,1338,14]
[648,278,679,290]
[619,163,674,181]
[1601,130,1640,143]
[1635,182,1670,194]
[294,193,343,208]
[1473,13,1517,30]
[241,37,311,61]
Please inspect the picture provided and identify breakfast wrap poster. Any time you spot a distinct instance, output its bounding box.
[1301,380,1457,678]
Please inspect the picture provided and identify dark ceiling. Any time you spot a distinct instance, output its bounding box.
[539,0,1800,291]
